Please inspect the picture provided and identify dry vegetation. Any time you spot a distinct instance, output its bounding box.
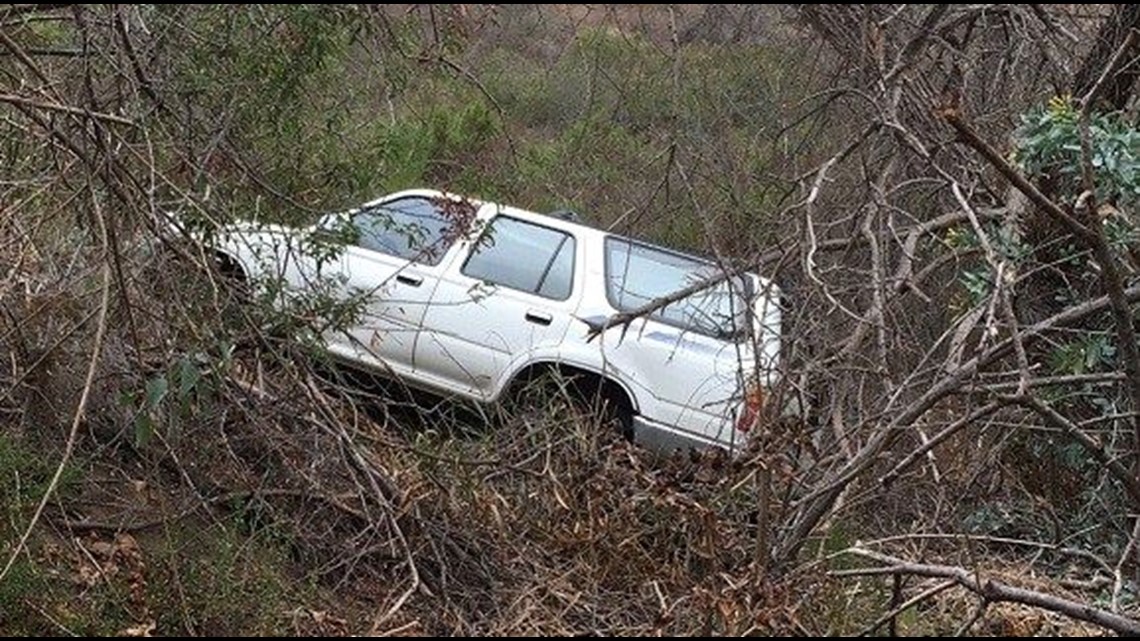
[2,3,1140,636]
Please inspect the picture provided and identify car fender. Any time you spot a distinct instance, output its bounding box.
[493,348,642,414]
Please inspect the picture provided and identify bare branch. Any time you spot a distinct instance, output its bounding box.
[879,401,1005,488]
[0,188,111,583]
[777,280,1140,566]
[0,92,133,125]
[941,112,1096,242]
[1007,394,1140,505]
[838,547,1140,635]
[1077,27,1139,110]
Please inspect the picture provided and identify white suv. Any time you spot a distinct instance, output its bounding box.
[199,188,782,454]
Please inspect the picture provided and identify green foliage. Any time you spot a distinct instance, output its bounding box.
[956,96,1140,554]
[0,435,79,523]
[943,221,1029,312]
[0,555,58,636]
[959,267,992,307]
[1050,332,1117,376]
[1015,95,1140,207]
[1011,96,1140,382]
[0,521,312,635]
[133,6,808,258]
[0,437,86,635]
[152,5,361,212]
[148,521,306,635]
[474,27,800,247]
[369,100,500,193]
[121,349,224,450]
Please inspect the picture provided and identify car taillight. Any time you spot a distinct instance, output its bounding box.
[735,381,764,433]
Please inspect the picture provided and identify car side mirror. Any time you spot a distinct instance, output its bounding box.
[317,212,349,230]
[311,212,357,244]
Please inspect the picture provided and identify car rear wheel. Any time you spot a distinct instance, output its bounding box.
[502,366,633,443]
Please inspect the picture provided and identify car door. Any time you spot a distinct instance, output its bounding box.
[596,237,758,445]
[330,195,463,374]
[413,213,578,399]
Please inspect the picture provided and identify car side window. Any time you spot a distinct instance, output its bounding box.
[462,216,576,300]
[352,196,456,265]
[605,237,750,338]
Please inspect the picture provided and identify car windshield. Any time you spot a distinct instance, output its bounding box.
[604,237,753,338]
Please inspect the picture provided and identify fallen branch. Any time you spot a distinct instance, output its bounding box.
[836,547,1140,635]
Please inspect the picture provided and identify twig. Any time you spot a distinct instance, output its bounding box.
[22,598,79,637]
[953,181,1030,392]
[1113,515,1140,612]
[849,532,1114,575]
[837,547,1140,635]
[1027,4,1079,42]
[0,92,134,126]
[856,578,957,637]
[301,377,426,629]
[881,4,950,85]
[580,266,739,343]
[434,54,518,162]
[777,280,1140,566]
[799,124,878,321]
[0,25,51,85]
[1077,28,1138,110]
[1006,394,1140,505]
[1073,31,1140,500]
[2,4,75,20]
[0,188,111,583]
[960,372,1126,392]
[879,401,1005,487]
[954,597,988,637]
[374,619,421,636]
[947,107,1140,506]
[941,112,1095,242]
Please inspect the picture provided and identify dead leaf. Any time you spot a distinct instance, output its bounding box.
[121,621,155,637]
[87,540,115,557]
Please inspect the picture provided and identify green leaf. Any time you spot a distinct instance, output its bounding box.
[145,375,169,410]
[134,413,155,449]
[177,357,200,402]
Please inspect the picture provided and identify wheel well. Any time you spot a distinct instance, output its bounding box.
[508,362,636,416]
[214,250,247,282]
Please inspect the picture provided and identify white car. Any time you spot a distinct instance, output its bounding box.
[197,188,782,454]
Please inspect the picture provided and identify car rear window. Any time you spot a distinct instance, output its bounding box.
[605,237,751,338]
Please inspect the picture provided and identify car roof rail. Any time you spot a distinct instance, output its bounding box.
[549,208,582,223]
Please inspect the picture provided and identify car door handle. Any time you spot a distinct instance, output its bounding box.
[395,274,423,287]
[468,281,497,300]
[525,310,553,326]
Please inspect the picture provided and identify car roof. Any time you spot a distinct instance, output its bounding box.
[371,188,773,287]
[374,187,607,237]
